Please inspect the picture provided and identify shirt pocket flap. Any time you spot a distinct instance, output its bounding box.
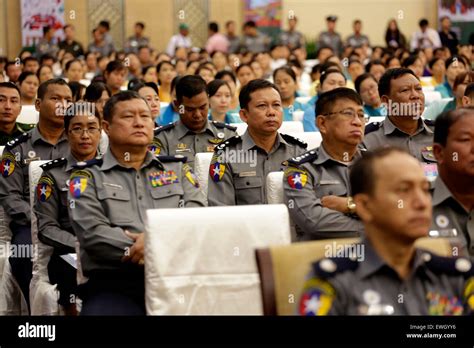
[234,176,263,189]
[150,185,184,198]
[97,187,131,201]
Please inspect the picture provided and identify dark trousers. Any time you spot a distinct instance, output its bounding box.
[79,270,146,315]
[48,254,78,307]
[8,222,32,311]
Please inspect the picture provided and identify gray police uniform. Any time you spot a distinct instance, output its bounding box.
[151,120,237,168]
[363,117,435,163]
[283,145,365,241]
[68,150,205,314]
[208,131,307,206]
[430,176,474,257]
[299,239,474,315]
[318,31,343,56]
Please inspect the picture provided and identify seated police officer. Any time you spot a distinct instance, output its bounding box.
[151,75,237,168]
[431,107,474,256]
[208,79,307,206]
[284,88,366,240]
[0,82,35,145]
[299,147,474,315]
[68,91,205,315]
[34,102,102,315]
[363,68,436,165]
[0,78,72,309]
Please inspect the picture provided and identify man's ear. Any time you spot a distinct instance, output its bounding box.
[461,95,471,107]
[35,98,41,112]
[173,99,181,114]
[316,115,327,136]
[432,143,445,164]
[102,119,110,135]
[239,108,248,123]
[353,193,372,223]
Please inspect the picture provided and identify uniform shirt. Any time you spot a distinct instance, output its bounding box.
[226,35,241,54]
[166,34,192,57]
[241,33,270,53]
[363,117,435,163]
[34,153,81,254]
[68,150,206,275]
[299,239,474,315]
[151,120,237,168]
[58,39,85,57]
[0,127,69,226]
[430,176,474,257]
[318,31,343,56]
[124,35,150,54]
[283,145,365,241]
[279,30,305,49]
[345,34,370,48]
[0,122,36,146]
[208,131,307,206]
[435,81,454,99]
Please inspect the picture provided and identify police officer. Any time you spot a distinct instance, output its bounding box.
[34,102,102,315]
[0,78,72,308]
[68,91,205,315]
[431,108,474,256]
[0,82,35,145]
[208,79,307,206]
[299,147,474,315]
[284,88,366,241]
[151,75,237,168]
[363,68,436,166]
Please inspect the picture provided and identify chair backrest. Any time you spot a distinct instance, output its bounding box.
[230,121,305,136]
[17,105,39,124]
[145,204,292,315]
[367,116,385,124]
[287,132,322,150]
[256,237,457,315]
[194,152,213,202]
[266,171,284,205]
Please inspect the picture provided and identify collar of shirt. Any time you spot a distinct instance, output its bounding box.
[175,120,215,140]
[356,237,427,280]
[314,143,360,166]
[100,149,162,171]
[241,130,288,154]
[383,116,433,136]
[31,126,68,146]
[65,152,79,172]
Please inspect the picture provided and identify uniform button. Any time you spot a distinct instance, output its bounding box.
[137,175,140,179]
[328,191,333,195]
[167,189,171,194]
[112,193,116,197]
[246,181,250,185]
[138,196,142,200]
[196,138,199,142]
[53,146,57,149]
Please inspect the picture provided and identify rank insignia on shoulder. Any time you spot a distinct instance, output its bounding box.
[208,137,224,145]
[298,278,335,316]
[285,167,308,189]
[149,170,179,187]
[37,176,54,202]
[183,164,199,188]
[0,152,16,177]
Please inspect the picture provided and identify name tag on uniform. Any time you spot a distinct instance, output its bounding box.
[176,149,191,153]
[319,180,340,185]
[23,157,41,165]
[103,182,123,190]
[239,171,257,177]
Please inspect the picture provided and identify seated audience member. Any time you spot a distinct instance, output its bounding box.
[69,81,86,102]
[386,56,402,69]
[236,63,256,90]
[142,65,158,85]
[284,88,366,240]
[299,147,474,315]
[0,82,35,145]
[365,60,386,82]
[431,107,474,256]
[68,91,205,315]
[363,68,435,164]
[462,83,474,106]
[355,73,386,117]
[35,102,102,316]
[104,60,128,96]
[156,76,181,125]
[195,64,215,84]
[347,58,365,83]
[157,61,176,103]
[22,57,40,74]
[152,75,237,168]
[435,55,468,98]
[250,60,264,79]
[208,79,240,124]
[402,55,424,79]
[215,70,240,113]
[131,82,160,121]
[273,66,306,121]
[426,57,446,87]
[64,59,84,83]
[84,81,111,119]
[18,71,39,105]
[5,61,22,83]
[208,79,307,206]
[37,64,54,84]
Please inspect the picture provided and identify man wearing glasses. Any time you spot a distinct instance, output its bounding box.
[283,87,367,241]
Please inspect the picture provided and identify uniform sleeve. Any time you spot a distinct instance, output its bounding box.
[154,133,169,156]
[35,172,76,252]
[0,148,30,225]
[283,165,364,239]
[181,163,207,207]
[207,151,236,206]
[67,170,133,265]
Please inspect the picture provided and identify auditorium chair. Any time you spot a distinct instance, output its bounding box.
[16,105,39,124]
[194,152,213,202]
[145,204,291,315]
[230,121,304,136]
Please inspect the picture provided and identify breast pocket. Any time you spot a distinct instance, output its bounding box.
[316,182,348,198]
[150,184,184,208]
[234,176,264,205]
[97,187,133,224]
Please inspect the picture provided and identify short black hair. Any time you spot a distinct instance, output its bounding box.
[0,82,21,97]
[354,73,377,94]
[365,59,385,73]
[235,63,253,75]
[207,79,231,98]
[175,75,207,103]
[319,68,346,87]
[65,58,82,72]
[18,71,38,85]
[64,101,99,131]
[209,22,219,33]
[239,79,281,110]
[445,55,467,70]
[68,81,86,101]
[244,21,256,28]
[37,78,71,100]
[43,26,52,36]
[419,19,428,27]
[464,83,474,98]
[428,57,444,70]
[105,60,127,74]
[84,82,111,102]
[215,70,236,84]
[39,54,55,65]
[135,22,145,29]
[402,55,420,68]
[350,147,410,196]
[273,65,297,82]
[98,20,110,30]
[316,87,363,116]
[131,81,159,95]
[103,90,146,122]
[378,68,418,97]
[23,56,39,65]
[434,108,474,147]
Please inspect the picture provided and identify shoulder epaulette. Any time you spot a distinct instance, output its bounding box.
[40,157,67,170]
[157,155,187,163]
[214,135,242,152]
[5,132,29,150]
[211,120,237,131]
[72,157,103,169]
[287,149,318,166]
[153,123,175,135]
[364,122,381,135]
[312,256,360,279]
[281,133,308,149]
[422,251,473,277]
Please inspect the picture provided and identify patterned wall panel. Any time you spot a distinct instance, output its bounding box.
[88,0,125,50]
[174,0,209,48]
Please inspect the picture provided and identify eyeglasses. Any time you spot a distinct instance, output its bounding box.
[324,108,368,122]
[69,127,101,136]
